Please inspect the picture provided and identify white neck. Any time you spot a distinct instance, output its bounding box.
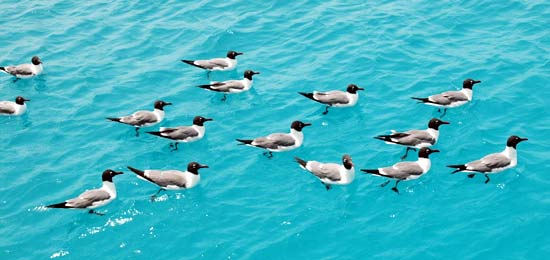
[346,92,359,106]
[13,103,27,115]
[340,166,355,184]
[417,158,432,173]
[502,146,518,167]
[153,109,165,121]
[242,78,253,90]
[290,129,304,147]
[426,128,439,140]
[102,181,117,198]
[192,125,206,138]
[184,171,201,189]
[461,88,473,101]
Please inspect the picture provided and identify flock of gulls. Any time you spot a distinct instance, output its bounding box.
[0,52,527,215]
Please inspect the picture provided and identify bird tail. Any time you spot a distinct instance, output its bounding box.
[294,157,307,169]
[46,202,70,208]
[361,169,382,176]
[447,164,467,174]
[181,60,204,69]
[411,97,431,103]
[106,117,121,122]
[236,139,253,145]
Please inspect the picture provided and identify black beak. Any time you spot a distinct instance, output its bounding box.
[23,98,31,102]
[431,149,440,153]
[114,171,124,175]
[303,123,312,127]
[440,121,450,125]
[204,118,214,122]
[357,87,365,91]
[164,102,172,106]
[519,137,528,142]
[253,71,260,75]
[473,80,481,84]
[236,52,244,56]
[199,165,209,169]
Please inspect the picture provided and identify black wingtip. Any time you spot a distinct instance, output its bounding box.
[447,164,466,174]
[411,97,430,103]
[298,92,315,101]
[127,166,145,176]
[294,157,307,168]
[106,117,121,122]
[182,60,205,69]
[361,169,380,175]
[0,67,5,72]
[374,135,390,142]
[146,131,163,137]
[236,139,253,145]
[197,84,213,90]
[46,202,69,209]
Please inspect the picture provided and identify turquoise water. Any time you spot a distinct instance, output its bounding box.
[1,0,549,258]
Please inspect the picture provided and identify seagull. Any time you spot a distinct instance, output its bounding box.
[197,70,260,101]
[146,116,213,151]
[447,135,527,184]
[182,50,243,77]
[411,78,481,117]
[294,154,355,190]
[361,147,439,193]
[0,96,30,116]
[236,120,312,158]
[0,56,43,82]
[46,169,124,215]
[298,84,364,115]
[127,162,209,200]
[107,100,171,137]
[374,118,450,160]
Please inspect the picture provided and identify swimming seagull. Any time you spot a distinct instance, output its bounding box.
[107,100,172,137]
[127,162,209,201]
[374,118,449,160]
[0,56,43,82]
[147,116,213,151]
[411,78,481,117]
[197,70,260,101]
[236,121,312,158]
[298,84,364,115]
[361,147,439,193]
[447,135,527,184]
[295,154,355,190]
[182,50,243,77]
[0,96,30,116]
[46,169,124,215]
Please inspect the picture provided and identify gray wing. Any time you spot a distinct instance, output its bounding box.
[143,170,186,188]
[120,110,157,126]
[159,126,198,140]
[4,64,34,76]
[209,80,245,92]
[313,91,349,105]
[380,162,424,179]
[397,130,436,146]
[429,91,468,105]
[466,153,511,172]
[65,189,111,208]
[195,58,229,70]
[307,161,342,181]
[252,133,295,149]
[0,102,15,114]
